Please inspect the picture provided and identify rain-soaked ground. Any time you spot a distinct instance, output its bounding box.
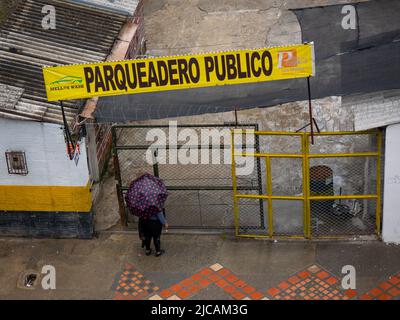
[0,233,399,300]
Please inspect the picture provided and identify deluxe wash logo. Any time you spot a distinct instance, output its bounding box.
[49,76,84,91]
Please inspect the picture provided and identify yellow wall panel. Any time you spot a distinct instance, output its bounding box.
[0,184,92,212]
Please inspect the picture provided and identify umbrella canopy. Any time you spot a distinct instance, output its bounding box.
[125,173,168,219]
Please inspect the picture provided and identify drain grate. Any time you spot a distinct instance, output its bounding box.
[17,270,40,290]
[24,274,37,287]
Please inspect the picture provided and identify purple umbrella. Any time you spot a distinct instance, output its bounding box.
[125,173,168,219]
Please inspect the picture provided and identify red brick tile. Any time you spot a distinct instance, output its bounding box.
[288,276,301,284]
[298,271,311,279]
[378,294,391,301]
[267,287,280,297]
[114,292,125,300]
[242,285,256,294]
[192,273,202,281]
[188,285,200,294]
[180,278,193,287]
[160,289,172,298]
[388,276,400,285]
[231,291,246,300]
[278,282,290,290]
[199,279,211,288]
[250,292,264,300]
[178,290,191,299]
[234,280,247,288]
[379,282,392,290]
[170,284,183,293]
[369,288,383,297]
[359,294,372,300]
[224,285,236,294]
[226,274,239,283]
[218,268,231,277]
[216,279,228,288]
[200,268,213,276]
[326,277,338,285]
[345,289,357,298]
[316,271,329,279]
[208,274,221,282]
[136,292,149,299]
[388,287,400,297]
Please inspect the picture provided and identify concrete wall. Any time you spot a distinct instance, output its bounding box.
[144,0,366,56]
[382,124,400,244]
[0,118,89,187]
[0,118,92,213]
[0,118,93,237]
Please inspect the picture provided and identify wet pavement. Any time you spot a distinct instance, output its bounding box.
[0,233,399,300]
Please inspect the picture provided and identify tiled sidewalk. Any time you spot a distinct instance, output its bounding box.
[112,262,400,300]
[359,273,400,300]
[2,234,400,299]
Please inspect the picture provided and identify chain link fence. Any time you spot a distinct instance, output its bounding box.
[308,132,381,238]
[112,123,260,230]
[232,130,382,239]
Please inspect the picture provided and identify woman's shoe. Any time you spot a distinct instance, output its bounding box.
[145,249,152,256]
[155,249,165,257]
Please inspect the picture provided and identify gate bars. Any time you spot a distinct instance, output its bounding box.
[112,123,261,229]
[231,129,382,239]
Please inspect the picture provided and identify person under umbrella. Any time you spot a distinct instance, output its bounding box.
[125,173,168,257]
[143,209,168,256]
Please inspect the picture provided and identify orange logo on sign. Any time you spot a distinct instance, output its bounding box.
[277,50,298,68]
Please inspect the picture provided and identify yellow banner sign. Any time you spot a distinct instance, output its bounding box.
[43,43,315,101]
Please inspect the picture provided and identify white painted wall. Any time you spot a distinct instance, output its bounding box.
[383,123,400,244]
[0,118,89,186]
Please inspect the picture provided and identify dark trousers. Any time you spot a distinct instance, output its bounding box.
[138,218,146,248]
[143,219,162,252]
[138,218,145,239]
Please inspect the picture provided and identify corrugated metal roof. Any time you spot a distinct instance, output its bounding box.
[70,0,140,15]
[0,0,128,125]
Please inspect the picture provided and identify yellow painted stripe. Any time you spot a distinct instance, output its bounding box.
[0,183,92,212]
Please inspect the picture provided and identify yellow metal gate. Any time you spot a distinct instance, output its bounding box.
[231,130,382,239]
